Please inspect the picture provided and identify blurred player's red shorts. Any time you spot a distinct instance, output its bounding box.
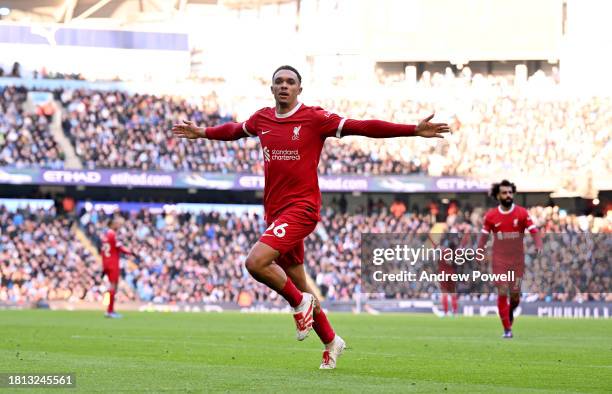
[492,258,524,289]
[438,260,456,292]
[259,206,318,269]
[103,268,120,284]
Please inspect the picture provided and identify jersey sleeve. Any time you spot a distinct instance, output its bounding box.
[314,107,347,139]
[241,110,260,138]
[206,111,260,140]
[117,244,131,255]
[481,211,493,234]
[525,211,537,233]
[477,212,492,250]
[342,119,416,138]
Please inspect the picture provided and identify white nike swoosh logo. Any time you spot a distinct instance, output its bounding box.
[494,223,502,227]
[261,130,271,135]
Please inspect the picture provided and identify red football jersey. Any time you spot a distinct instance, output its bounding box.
[101,229,129,270]
[481,204,536,260]
[242,103,345,221]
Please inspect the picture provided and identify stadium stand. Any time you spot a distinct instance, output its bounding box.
[1,203,609,305]
[49,71,609,181]
[0,86,65,168]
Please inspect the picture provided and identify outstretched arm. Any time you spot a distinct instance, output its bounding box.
[530,229,543,254]
[172,120,251,141]
[525,213,543,253]
[477,215,492,250]
[477,232,489,251]
[342,114,450,139]
[117,245,133,256]
[528,225,543,254]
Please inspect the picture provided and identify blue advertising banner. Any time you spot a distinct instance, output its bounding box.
[0,167,490,193]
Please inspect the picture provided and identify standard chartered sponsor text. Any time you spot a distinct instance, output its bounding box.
[271,149,300,161]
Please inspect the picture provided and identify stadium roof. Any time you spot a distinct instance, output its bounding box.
[0,0,295,24]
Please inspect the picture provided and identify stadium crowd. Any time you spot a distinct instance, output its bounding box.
[1,203,609,305]
[59,89,260,173]
[0,205,106,304]
[0,86,64,168]
[1,67,609,186]
[53,71,610,181]
[1,61,85,80]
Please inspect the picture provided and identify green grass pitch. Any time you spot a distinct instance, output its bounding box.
[1,310,610,393]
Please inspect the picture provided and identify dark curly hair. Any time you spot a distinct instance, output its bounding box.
[490,179,516,199]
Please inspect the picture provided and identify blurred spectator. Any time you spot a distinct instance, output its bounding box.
[390,199,406,218]
[10,62,21,78]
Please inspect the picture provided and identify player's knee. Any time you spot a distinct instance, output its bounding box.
[244,256,258,273]
[244,254,269,274]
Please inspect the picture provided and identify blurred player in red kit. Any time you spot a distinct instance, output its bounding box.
[430,231,470,317]
[437,253,458,316]
[101,217,136,318]
[172,65,450,368]
[478,180,542,338]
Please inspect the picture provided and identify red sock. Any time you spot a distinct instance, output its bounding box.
[497,295,511,330]
[451,294,458,314]
[313,309,336,345]
[278,278,303,308]
[441,294,448,313]
[107,289,115,314]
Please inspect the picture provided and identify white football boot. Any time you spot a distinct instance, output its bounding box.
[319,335,346,369]
[293,293,315,341]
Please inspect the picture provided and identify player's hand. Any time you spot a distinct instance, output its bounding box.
[414,113,451,138]
[172,120,206,139]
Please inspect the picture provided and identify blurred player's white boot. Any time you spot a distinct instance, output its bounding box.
[502,329,513,339]
[105,312,122,319]
[293,292,315,341]
[320,335,346,369]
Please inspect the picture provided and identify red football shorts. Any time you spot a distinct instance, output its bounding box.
[492,258,524,290]
[259,207,318,269]
[103,267,119,284]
